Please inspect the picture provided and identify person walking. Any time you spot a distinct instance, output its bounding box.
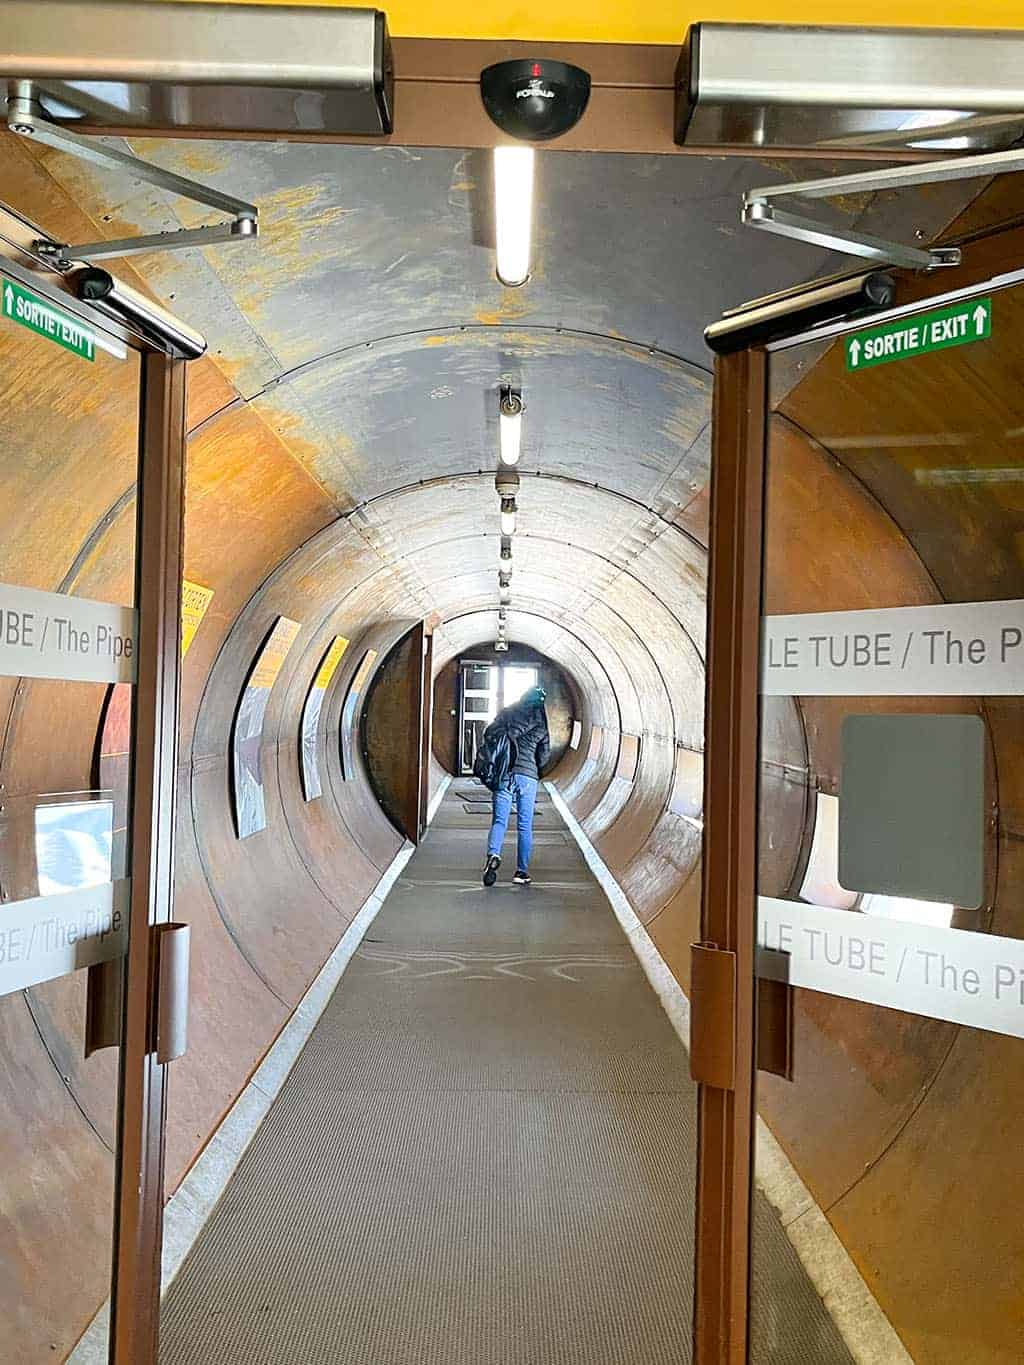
[481,684,550,887]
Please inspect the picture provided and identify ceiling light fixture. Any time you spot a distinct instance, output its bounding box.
[494,145,534,287]
[499,568,512,587]
[499,585,511,604]
[500,537,513,563]
[500,496,517,536]
[499,385,524,465]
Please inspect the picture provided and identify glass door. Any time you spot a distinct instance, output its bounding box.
[459,660,498,773]
[0,269,140,1362]
[0,255,187,1364]
[748,271,1024,1363]
[500,663,538,707]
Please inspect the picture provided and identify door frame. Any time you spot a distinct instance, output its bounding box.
[0,222,190,1365]
[458,657,498,774]
[419,624,434,837]
[693,219,1024,1363]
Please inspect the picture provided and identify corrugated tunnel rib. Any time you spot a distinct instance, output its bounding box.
[1,97,1018,1365]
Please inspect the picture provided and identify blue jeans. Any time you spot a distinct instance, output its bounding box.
[487,773,538,872]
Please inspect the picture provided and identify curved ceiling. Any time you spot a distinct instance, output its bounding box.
[35,137,976,666]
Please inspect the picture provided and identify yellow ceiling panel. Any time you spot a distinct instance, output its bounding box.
[187,0,1024,45]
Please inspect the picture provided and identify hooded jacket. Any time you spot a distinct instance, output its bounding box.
[501,699,551,780]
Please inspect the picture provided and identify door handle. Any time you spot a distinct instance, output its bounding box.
[689,941,736,1090]
[155,922,190,1063]
[85,956,123,1058]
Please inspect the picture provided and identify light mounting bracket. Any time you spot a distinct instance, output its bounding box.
[6,82,258,268]
[743,146,1024,271]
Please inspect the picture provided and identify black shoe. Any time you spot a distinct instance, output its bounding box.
[483,855,501,887]
[513,871,532,885]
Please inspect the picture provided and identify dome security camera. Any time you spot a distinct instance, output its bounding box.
[480,59,591,142]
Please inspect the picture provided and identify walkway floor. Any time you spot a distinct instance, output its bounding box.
[160,779,852,1364]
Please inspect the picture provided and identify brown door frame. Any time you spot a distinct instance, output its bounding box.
[0,230,190,1365]
[693,346,765,1365]
[402,618,427,843]
[693,221,1024,1363]
[109,348,188,1364]
[72,35,932,163]
[419,625,435,837]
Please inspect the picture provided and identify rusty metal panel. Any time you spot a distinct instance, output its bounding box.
[599,734,675,881]
[619,805,704,926]
[647,865,703,996]
[430,656,463,777]
[361,622,424,842]
[164,770,288,1192]
[45,138,978,384]
[0,990,117,1358]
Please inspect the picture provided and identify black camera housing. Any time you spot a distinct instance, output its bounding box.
[480,59,591,142]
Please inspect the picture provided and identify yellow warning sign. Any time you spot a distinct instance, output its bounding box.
[181,579,214,659]
[313,635,349,691]
[251,616,301,691]
[350,648,378,696]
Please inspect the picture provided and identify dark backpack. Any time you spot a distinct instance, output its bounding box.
[473,717,517,792]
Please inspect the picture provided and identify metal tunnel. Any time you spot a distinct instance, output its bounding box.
[2,13,1024,1365]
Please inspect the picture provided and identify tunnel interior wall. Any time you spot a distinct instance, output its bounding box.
[0,127,1014,1365]
[0,144,432,1360]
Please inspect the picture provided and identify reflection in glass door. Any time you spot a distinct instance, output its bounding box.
[0,267,142,1360]
[751,278,1024,1361]
[459,660,497,773]
[501,663,538,707]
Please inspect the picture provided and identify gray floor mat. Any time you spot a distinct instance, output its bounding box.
[159,783,853,1365]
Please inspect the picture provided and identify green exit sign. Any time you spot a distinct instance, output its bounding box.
[846,297,991,372]
[2,278,97,361]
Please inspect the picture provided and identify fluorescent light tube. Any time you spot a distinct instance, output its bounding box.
[494,146,534,287]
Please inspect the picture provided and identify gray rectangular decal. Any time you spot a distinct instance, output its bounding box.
[762,599,1024,696]
[0,880,129,997]
[0,582,136,683]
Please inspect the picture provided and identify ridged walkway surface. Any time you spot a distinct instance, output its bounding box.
[160,779,852,1364]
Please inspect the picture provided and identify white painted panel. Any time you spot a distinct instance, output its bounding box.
[0,880,130,996]
[759,895,1024,1039]
[762,599,1024,696]
[0,583,136,683]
